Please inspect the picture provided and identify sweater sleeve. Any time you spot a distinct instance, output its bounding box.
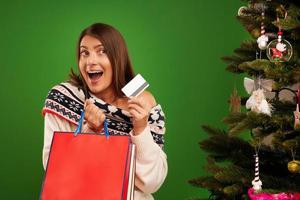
[129,105,168,194]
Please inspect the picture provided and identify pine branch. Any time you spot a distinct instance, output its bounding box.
[238,59,271,76]
[222,55,245,64]
[222,112,247,124]
[270,100,295,113]
[188,176,224,191]
[291,28,300,40]
[261,173,300,192]
[201,125,226,136]
[223,111,295,137]
[222,40,257,74]
[204,157,223,174]
[214,165,252,185]
[199,131,254,167]
[272,4,300,30]
[237,16,260,35]
[223,183,245,197]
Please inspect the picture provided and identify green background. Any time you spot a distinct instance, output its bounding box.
[0,1,248,199]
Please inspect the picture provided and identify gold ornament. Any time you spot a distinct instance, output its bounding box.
[294,104,300,129]
[288,160,300,173]
[229,87,241,113]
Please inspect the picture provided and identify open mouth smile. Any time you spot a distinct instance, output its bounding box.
[87,70,103,83]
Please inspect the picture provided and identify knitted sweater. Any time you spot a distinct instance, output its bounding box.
[42,82,168,200]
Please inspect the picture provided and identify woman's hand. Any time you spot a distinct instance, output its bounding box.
[128,92,156,135]
[84,99,106,132]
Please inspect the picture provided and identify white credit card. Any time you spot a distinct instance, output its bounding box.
[121,74,149,97]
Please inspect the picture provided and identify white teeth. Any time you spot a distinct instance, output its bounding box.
[88,70,103,74]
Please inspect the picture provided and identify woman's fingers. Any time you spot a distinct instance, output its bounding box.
[128,102,149,120]
[129,109,143,120]
[127,92,156,135]
[84,99,105,131]
[128,97,143,107]
[128,97,151,112]
[96,109,106,122]
[84,99,94,108]
[128,103,145,114]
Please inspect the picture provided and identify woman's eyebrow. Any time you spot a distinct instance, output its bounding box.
[94,44,104,49]
[80,44,104,49]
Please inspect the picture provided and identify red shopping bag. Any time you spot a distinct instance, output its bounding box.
[40,132,135,200]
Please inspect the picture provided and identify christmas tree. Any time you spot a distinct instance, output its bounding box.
[189,1,300,199]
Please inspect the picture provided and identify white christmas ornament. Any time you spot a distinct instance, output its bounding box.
[257,35,269,50]
[246,89,272,116]
[266,39,292,62]
[257,8,268,50]
[244,77,274,94]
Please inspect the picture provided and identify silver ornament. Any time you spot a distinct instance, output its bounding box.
[258,41,267,50]
[257,35,269,50]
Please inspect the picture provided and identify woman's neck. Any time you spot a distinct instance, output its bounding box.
[93,87,118,105]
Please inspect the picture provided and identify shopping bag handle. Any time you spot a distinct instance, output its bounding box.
[74,110,109,139]
[74,111,85,136]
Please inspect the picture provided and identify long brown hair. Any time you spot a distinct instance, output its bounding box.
[68,23,135,97]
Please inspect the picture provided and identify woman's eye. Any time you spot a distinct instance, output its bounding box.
[98,49,106,55]
[80,50,89,57]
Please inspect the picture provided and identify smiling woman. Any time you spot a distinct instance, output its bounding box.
[80,40,106,81]
[42,23,167,200]
[79,35,116,101]
[70,23,135,99]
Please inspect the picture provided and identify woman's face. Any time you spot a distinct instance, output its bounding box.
[79,35,115,97]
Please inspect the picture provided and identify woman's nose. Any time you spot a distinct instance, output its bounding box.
[86,53,97,66]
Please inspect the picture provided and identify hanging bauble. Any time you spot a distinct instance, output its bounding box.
[245,88,272,116]
[237,6,248,16]
[257,8,268,50]
[266,38,293,62]
[257,35,268,50]
[288,160,300,173]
